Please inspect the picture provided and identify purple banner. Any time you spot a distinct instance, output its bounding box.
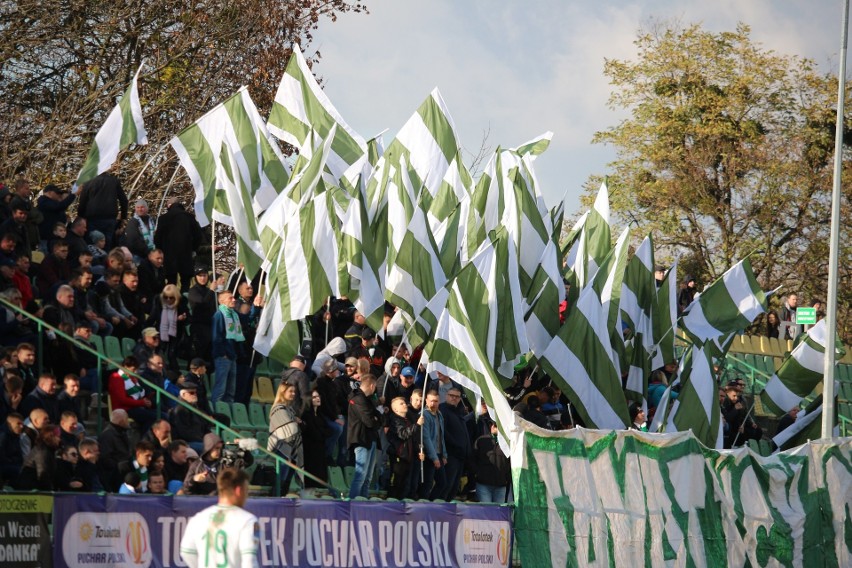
[53,495,512,568]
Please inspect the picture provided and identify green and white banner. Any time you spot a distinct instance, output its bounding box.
[512,424,852,567]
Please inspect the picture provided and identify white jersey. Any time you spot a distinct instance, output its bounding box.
[180,504,259,568]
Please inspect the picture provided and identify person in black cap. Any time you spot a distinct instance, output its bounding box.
[188,266,216,359]
[168,381,209,453]
[36,184,75,251]
[186,358,214,415]
[628,403,647,431]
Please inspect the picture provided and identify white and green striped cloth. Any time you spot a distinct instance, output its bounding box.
[267,43,366,184]
[679,258,767,344]
[539,228,631,429]
[759,320,845,416]
[620,234,656,402]
[423,280,517,453]
[76,62,148,189]
[651,258,678,370]
[665,343,723,448]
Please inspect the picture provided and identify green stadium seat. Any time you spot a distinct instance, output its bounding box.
[222,429,240,444]
[104,336,123,363]
[255,431,270,453]
[230,403,254,431]
[249,403,269,430]
[839,365,852,382]
[214,401,233,424]
[90,334,105,355]
[328,466,346,492]
[121,337,136,358]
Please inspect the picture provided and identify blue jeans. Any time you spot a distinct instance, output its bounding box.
[349,442,377,499]
[212,356,237,403]
[476,483,507,504]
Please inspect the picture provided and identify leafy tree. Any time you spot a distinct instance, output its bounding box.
[0,0,367,198]
[588,22,852,339]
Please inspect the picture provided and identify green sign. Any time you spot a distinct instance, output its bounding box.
[796,307,817,325]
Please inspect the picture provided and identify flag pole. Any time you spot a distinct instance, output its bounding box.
[211,219,216,279]
[822,0,849,438]
[156,166,180,218]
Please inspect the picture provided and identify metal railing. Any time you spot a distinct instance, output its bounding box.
[0,297,344,497]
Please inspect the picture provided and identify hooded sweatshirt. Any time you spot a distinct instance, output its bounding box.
[182,432,222,495]
[311,337,347,376]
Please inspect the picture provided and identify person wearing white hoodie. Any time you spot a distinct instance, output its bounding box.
[311,337,347,377]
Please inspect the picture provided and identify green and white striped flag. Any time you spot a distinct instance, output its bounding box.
[267,43,366,184]
[76,62,148,189]
[759,320,846,416]
[621,234,656,402]
[171,87,290,228]
[524,237,565,356]
[679,257,767,344]
[539,228,631,429]
[771,394,838,451]
[253,280,302,363]
[665,343,723,448]
[583,181,612,279]
[651,258,679,370]
[423,280,517,453]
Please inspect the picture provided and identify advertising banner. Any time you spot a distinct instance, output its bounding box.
[0,494,53,567]
[53,495,512,568]
[511,425,852,567]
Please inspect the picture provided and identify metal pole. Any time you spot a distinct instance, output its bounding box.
[211,219,216,279]
[156,167,180,219]
[127,144,170,197]
[823,0,849,438]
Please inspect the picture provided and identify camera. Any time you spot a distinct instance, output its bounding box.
[219,438,257,470]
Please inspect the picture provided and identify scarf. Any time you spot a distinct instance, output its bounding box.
[218,304,244,341]
[120,369,145,400]
[160,303,178,340]
[134,215,156,251]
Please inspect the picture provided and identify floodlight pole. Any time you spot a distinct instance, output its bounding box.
[822,0,849,438]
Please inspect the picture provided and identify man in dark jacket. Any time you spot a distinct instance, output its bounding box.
[124,199,157,262]
[347,373,383,499]
[19,373,60,424]
[168,383,209,453]
[473,421,510,503]
[154,199,205,292]
[77,172,128,250]
[0,412,24,486]
[36,184,75,245]
[0,201,32,253]
[98,409,133,491]
[438,387,472,501]
[386,397,423,499]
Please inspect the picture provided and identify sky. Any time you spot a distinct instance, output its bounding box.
[311,0,848,218]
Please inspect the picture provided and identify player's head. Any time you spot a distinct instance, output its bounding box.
[217,468,250,507]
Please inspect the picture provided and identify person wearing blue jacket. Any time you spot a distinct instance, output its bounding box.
[418,390,447,500]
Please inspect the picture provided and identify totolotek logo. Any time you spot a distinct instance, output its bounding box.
[62,513,152,568]
[455,519,512,567]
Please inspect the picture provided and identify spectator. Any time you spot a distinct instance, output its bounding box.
[15,342,37,395]
[168,382,209,453]
[628,403,647,431]
[211,290,243,403]
[20,372,60,424]
[137,248,166,308]
[268,382,303,495]
[0,232,16,264]
[133,328,162,370]
[103,268,138,337]
[87,231,108,268]
[301,388,331,490]
[280,355,311,415]
[0,412,24,486]
[765,311,781,339]
[344,310,368,352]
[154,199,205,292]
[0,290,36,346]
[71,322,100,390]
[77,438,104,492]
[187,267,216,357]
[140,353,166,391]
[77,172,128,250]
[439,387,472,501]
[54,443,87,492]
[36,184,75,248]
[58,410,81,448]
[42,284,78,330]
[348,374,382,499]
[780,293,800,339]
[146,471,168,494]
[311,336,347,377]
[98,409,133,489]
[12,253,34,309]
[38,240,71,295]
[118,471,142,494]
[142,418,172,451]
[163,439,191,493]
[313,358,346,466]
[125,199,157,263]
[71,267,110,336]
[0,200,32,252]
[473,421,511,503]
[678,275,697,315]
[118,440,155,493]
[58,374,86,425]
[386,396,423,499]
[107,356,156,432]
[15,425,60,491]
[120,269,146,324]
[183,432,224,496]
[721,385,762,448]
[146,284,189,371]
[0,375,24,423]
[21,407,50,458]
[66,217,89,266]
[186,358,214,415]
[419,390,447,500]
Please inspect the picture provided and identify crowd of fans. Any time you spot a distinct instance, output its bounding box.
[0,174,798,502]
